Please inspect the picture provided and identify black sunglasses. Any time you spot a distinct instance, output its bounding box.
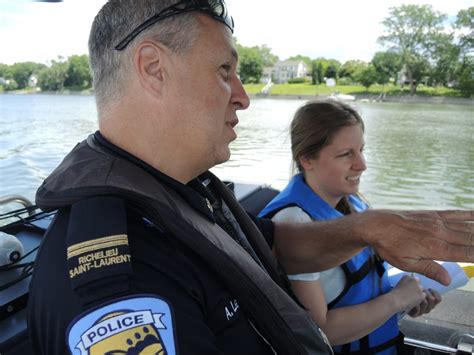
[114,0,234,51]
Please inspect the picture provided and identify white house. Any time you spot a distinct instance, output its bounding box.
[273,60,308,83]
[396,65,428,87]
[28,75,38,87]
[260,67,274,84]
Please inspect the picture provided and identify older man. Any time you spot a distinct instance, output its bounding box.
[28,1,473,354]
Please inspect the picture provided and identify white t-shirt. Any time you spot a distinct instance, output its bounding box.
[272,206,346,304]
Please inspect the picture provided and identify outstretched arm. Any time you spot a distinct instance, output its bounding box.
[273,210,473,285]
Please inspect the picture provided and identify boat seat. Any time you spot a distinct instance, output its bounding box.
[238,186,280,217]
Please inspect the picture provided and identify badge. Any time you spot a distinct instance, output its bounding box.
[66,295,176,354]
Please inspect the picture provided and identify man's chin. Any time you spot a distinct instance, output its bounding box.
[214,149,231,167]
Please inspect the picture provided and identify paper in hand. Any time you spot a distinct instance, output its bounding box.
[387,261,469,295]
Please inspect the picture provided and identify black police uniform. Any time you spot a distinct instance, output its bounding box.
[28,132,276,354]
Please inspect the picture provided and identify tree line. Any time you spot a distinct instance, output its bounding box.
[0,5,472,97]
[237,5,473,98]
[0,54,91,92]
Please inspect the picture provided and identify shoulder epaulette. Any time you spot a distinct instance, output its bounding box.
[66,196,133,304]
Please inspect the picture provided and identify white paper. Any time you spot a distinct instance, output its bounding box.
[387,261,469,295]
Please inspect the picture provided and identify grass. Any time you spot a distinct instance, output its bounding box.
[0,85,92,94]
[2,82,465,98]
[242,83,265,94]
[243,83,465,98]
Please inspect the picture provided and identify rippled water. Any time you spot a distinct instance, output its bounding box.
[213,98,474,210]
[1,94,473,211]
[0,94,98,206]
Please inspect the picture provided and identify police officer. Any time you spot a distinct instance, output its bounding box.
[28,1,474,354]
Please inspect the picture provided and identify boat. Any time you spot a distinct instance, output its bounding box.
[329,92,356,102]
[0,183,473,354]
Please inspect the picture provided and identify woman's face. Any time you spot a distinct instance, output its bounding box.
[300,123,366,207]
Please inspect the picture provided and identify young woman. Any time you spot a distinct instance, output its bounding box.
[259,100,441,355]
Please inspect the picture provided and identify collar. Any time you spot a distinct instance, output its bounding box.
[94,131,215,222]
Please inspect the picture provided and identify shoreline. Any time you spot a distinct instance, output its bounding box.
[249,93,474,105]
[2,90,473,105]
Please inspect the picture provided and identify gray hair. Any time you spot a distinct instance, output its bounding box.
[88,0,199,110]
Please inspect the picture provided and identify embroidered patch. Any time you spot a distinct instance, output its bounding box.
[224,298,240,321]
[66,295,176,355]
[67,234,132,290]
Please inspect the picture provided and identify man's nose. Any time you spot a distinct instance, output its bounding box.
[232,76,250,110]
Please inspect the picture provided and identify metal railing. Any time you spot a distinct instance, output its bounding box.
[405,337,473,354]
[0,195,34,216]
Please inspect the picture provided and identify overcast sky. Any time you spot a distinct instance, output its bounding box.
[0,0,471,65]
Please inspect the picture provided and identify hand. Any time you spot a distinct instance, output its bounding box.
[390,275,426,312]
[408,288,442,318]
[359,210,474,285]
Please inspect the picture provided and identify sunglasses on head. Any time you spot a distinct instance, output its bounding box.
[114,0,234,51]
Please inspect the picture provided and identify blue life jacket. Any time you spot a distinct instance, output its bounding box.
[259,173,402,355]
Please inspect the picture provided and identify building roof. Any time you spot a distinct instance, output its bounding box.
[275,60,306,67]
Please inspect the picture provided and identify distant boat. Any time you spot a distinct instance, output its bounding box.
[329,92,356,101]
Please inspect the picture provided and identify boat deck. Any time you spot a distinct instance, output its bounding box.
[401,289,474,348]
[1,185,473,353]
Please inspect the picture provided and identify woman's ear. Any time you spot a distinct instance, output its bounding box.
[299,155,314,172]
[134,41,167,98]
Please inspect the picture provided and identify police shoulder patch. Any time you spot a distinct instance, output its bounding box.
[66,294,176,355]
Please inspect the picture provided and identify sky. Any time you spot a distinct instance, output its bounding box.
[0,0,471,65]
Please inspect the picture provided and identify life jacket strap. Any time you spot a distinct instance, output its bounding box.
[335,332,404,354]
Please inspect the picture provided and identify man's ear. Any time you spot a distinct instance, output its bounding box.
[134,41,167,98]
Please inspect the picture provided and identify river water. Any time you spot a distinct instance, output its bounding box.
[1,93,474,296]
[1,94,473,210]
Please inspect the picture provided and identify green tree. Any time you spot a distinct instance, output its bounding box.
[38,58,69,91]
[354,65,378,89]
[453,7,474,97]
[309,58,340,83]
[10,62,45,89]
[371,51,402,86]
[256,45,279,66]
[455,7,473,57]
[413,58,431,85]
[237,46,264,84]
[324,59,341,79]
[378,4,447,95]
[64,55,92,87]
[311,59,324,85]
[457,57,474,98]
[429,33,459,86]
[0,63,12,78]
[339,60,367,81]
